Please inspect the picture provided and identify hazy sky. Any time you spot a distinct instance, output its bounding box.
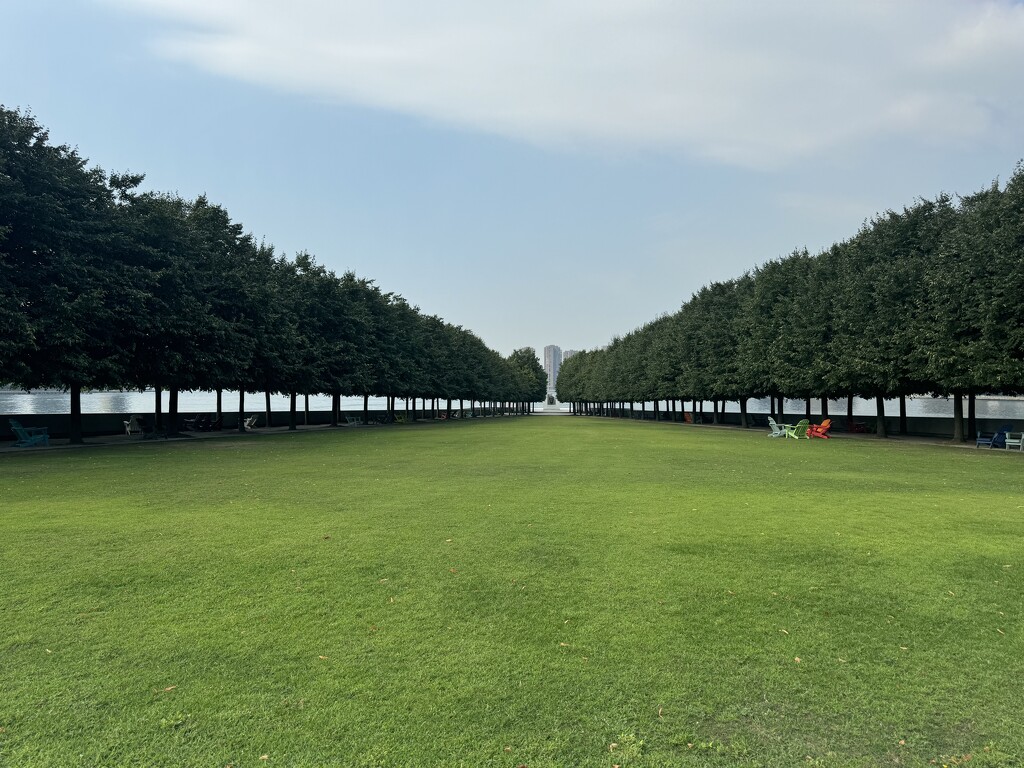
[4,1,1024,357]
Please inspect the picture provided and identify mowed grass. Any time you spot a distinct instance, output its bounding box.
[1,418,1022,767]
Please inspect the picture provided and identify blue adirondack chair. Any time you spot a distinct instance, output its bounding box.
[976,424,1013,448]
[9,419,50,448]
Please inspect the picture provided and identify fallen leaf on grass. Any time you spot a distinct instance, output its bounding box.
[838,658,847,663]
[163,686,177,692]
[779,629,789,635]
[900,646,908,651]
[504,746,512,753]
[449,568,458,574]
[559,642,570,647]
[997,628,1005,635]
[658,707,663,719]
[318,656,328,660]
[609,742,618,751]
[259,756,269,761]
[794,657,801,663]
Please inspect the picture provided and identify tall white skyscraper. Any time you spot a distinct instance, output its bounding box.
[543,345,562,395]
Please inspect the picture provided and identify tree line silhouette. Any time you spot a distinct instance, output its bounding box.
[557,162,1024,441]
[1,107,547,443]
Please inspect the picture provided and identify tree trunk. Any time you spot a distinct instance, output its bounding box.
[304,394,309,426]
[821,397,829,419]
[740,397,748,428]
[363,394,370,425]
[69,383,83,444]
[216,388,223,421]
[952,392,965,442]
[713,399,719,424]
[238,389,246,433]
[899,395,907,435]
[264,389,273,428]
[154,385,163,431]
[967,393,977,439]
[330,392,339,427]
[289,392,297,430]
[804,397,811,420]
[847,395,854,427]
[875,395,887,438]
[167,388,179,436]
[446,398,452,419]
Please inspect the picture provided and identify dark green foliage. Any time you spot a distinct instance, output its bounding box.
[564,168,1024,439]
[0,106,527,411]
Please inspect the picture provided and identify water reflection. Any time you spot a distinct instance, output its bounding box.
[0,390,381,415]
[3,389,1024,419]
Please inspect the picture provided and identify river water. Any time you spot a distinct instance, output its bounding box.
[2,389,1022,420]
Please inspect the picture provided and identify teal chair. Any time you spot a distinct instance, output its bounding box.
[9,419,49,448]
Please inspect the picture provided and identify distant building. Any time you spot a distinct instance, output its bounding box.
[543,345,562,395]
[562,349,578,362]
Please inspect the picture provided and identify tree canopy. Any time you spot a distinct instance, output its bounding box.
[558,163,1024,440]
[0,106,544,440]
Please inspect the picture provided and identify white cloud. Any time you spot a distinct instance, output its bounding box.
[106,0,1024,168]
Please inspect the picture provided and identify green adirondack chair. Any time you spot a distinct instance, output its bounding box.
[9,419,50,447]
[784,419,810,439]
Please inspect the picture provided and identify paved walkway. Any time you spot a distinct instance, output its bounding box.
[3,414,985,456]
[0,421,380,455]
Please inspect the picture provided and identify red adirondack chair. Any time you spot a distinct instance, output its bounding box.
[808,418,832,439]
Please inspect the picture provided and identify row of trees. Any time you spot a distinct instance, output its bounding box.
[557,163,1024,440]
[1,107,547,442]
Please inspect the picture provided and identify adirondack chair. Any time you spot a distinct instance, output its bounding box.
[132,416,161,439]
[976,424,1013,448]
[1004,431,1024,451]
[183,414,211,432]
[9,419,50,448]
[243,414,261,430]
[785,419,810,439]
[766,416,787,438]
[808,418,832,439]
[344,414,364,426]
[124,414,144,437]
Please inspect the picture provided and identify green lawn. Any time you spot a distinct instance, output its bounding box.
[2,418,1022,767]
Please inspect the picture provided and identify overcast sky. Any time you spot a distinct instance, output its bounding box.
[4,1,1024,358]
